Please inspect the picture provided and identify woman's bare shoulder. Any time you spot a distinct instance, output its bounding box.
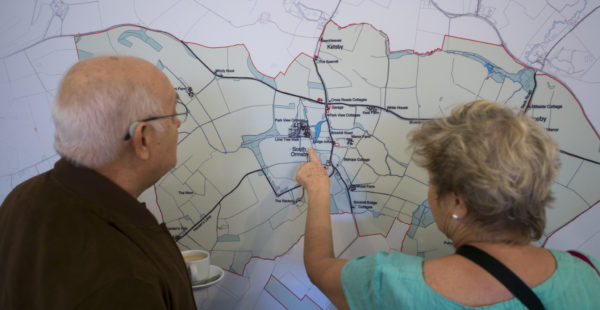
[422,245,556,307]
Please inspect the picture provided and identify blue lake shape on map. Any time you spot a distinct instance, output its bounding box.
[446,50,535,92]
[313,121,325,143]
[274,103,296,109]
[77,49,94,59]
[217,234,241,242]
[247,58,277,88]
[241,123,281,168]
[330,195,340,213]
[387,50,413,59]
[406,200,435,238]
[307,81,324,89]
[118,29,163,52]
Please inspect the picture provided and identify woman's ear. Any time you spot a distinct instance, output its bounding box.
[452,192,468,219]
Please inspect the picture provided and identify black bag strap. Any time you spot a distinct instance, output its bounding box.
[456,245,544,310]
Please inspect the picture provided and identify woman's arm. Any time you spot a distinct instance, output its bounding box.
[296,148,349,310]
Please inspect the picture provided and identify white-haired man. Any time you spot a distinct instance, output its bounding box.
[0,56,196,309]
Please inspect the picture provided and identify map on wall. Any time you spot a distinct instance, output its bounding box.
[1,1,599,309]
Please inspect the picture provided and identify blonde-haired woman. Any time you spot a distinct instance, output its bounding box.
[296,100,600,309]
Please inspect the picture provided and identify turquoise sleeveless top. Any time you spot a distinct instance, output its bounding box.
[341,249,600,309]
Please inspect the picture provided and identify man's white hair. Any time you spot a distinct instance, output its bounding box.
[53,56,164,168]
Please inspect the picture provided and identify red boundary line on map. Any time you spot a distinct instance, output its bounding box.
[73,18,600,280]
[542,198,600,247]
[72,20,600,142]
[263,274,323,310]
[227,216,411,279]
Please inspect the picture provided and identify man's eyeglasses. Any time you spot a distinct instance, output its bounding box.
[124,97,189,140]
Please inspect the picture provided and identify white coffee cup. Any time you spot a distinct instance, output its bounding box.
[181,249,210,283]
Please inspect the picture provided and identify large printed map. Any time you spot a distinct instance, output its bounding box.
[1,1,599,309]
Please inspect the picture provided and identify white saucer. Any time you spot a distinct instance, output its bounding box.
[191,265,224,289]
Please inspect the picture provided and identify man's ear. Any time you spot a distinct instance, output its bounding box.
[131,122,150,160]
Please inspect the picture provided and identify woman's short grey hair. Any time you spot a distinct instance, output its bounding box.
[408,100,561,244]
[53,57,164,168]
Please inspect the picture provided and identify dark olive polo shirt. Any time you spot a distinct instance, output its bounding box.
[0,159,196,309]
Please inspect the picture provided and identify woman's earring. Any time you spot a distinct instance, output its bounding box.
[452,214,459,220]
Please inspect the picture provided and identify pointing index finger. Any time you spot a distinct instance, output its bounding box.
[307,148,320,164]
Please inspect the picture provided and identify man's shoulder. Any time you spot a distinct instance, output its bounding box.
[0,167,89,220]
[0,166,114,252]
[2,168,62,205]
